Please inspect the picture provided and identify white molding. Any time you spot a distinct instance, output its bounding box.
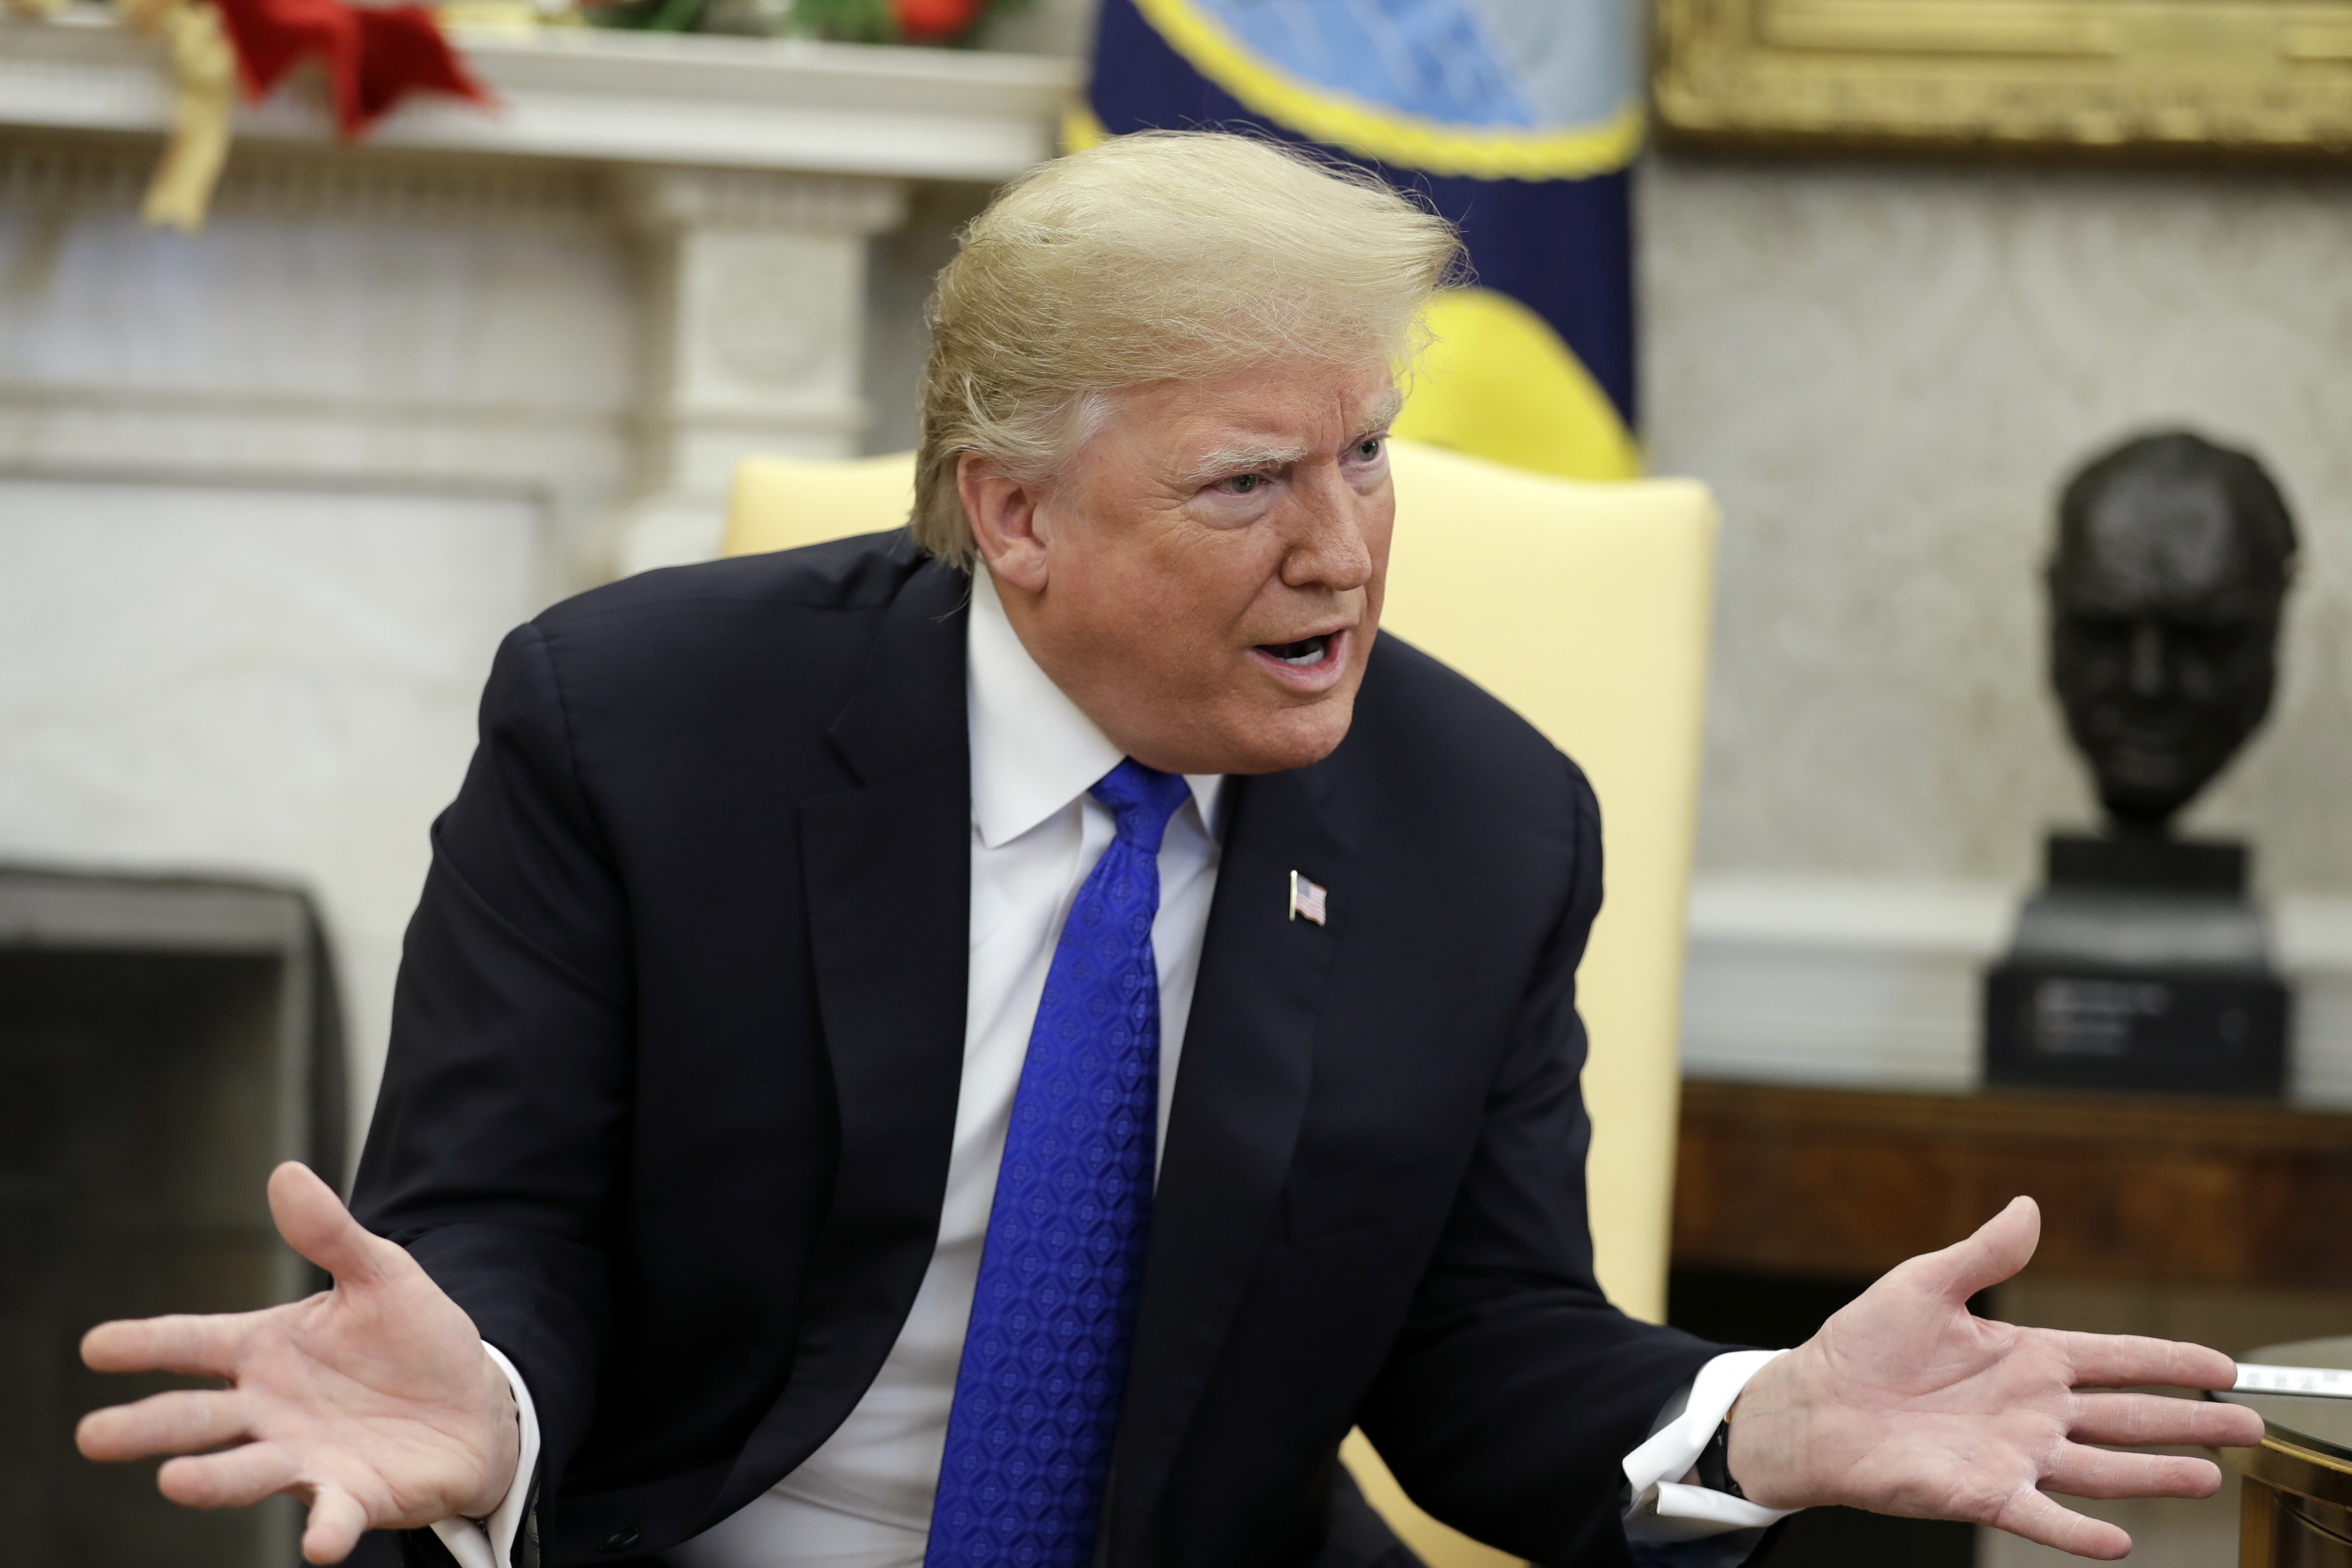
[1682,873,2352,1106]
[1682,875,2009,1093]
[1688,873,2016,955]
[0,10,1079,183]
[0,132,614,226]
[0,382,626,493]
[616,164,907,237]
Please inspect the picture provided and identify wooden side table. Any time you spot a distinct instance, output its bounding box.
[2215,1340,2352,1567]
[1668,1084,2352,1564]
[1674,1080,2352,1289]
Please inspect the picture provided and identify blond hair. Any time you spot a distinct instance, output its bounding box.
[911,130,1463,567]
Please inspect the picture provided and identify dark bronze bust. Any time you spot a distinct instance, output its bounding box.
[1988,430,2299,1097]
[2049,431,2298,835]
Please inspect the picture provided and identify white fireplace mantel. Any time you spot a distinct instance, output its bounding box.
[0,10,1080,183]
[0,18,1075,1122]
[0,11,1079,570]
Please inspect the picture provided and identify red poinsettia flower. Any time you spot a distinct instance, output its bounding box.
[213,0,490,139]
[891,0,984,43]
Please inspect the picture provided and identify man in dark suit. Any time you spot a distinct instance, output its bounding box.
[75,131,2259,1568]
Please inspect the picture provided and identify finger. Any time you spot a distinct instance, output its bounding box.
[77,1388,249,1461]
[2070,1390,2267,1450]
[1912,1195,2041,1305]
[302,1484,370,1565]
[2043,1444,2223,1503]
[157,1441,302,1509]
[2058,1331,2242,1392]
[1991,1485,2132,1560]
[267,1162,394,1288]
[81,1311,251,1377]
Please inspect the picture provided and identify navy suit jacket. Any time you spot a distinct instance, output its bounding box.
[351,531,1724,1568]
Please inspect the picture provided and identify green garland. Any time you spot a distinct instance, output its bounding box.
[781,0,896,40]
[589,0,1017,42]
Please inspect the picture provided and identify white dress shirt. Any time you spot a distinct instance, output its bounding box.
[437,565,1786,1568]
[667,566,1223,1568]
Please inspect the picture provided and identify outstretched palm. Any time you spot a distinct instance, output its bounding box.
[77,1162,518,1565]
[1726,1196,2265,1559]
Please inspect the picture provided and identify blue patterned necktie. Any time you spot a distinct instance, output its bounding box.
[925,757,1193,1568]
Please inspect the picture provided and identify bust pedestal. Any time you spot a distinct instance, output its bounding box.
[1983,832,2290,1097]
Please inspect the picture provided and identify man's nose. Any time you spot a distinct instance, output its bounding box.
[1279,469,1374,591]
[2128,622,2172,698]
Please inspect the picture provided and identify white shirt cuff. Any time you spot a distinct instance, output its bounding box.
[1622,1349,1800,1541]
[428,1344,542,1568]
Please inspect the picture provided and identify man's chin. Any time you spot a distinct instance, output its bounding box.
[1205,696,1358,776]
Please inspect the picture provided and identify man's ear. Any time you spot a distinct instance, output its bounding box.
[960,454,1051,595]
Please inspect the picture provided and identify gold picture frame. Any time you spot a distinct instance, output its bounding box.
[1652,0,2352,157]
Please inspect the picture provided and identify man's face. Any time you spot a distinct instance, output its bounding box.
[966,356,1398,776]
[2049,471,2285,828]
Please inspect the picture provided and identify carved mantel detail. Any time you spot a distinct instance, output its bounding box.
[616,167,911,573]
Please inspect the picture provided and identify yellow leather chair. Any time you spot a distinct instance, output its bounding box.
[724,442,1720,1568]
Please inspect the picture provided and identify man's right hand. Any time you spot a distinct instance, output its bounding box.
[76,1161,521,1565]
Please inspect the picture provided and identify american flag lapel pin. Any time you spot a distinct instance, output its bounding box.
[1288,870,1328,926]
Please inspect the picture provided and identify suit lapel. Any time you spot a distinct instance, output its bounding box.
[1108,754,1361,1556]
[719,552,974,1515]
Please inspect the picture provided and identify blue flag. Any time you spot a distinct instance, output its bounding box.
[1080,0,1644,480]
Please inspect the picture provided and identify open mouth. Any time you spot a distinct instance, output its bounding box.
[1257,635,1330,666]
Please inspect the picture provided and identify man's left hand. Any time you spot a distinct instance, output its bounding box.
[1723,1196,2266,1560]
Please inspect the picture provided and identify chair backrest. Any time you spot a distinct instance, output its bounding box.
[1377,442,1717,1323]
[723,444,1720,1568]
[727,452,919,556]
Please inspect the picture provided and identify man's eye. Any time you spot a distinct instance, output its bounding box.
[1355,437,1384,460]
[1222,473,1262,494]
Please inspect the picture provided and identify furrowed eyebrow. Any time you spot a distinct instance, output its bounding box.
[1178,443,1312,487]
[1176,391,1404,489]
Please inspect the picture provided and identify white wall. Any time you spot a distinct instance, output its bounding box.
[1641,153,2352,896]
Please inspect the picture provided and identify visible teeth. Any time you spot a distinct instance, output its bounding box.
[1267,635,1328,666]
